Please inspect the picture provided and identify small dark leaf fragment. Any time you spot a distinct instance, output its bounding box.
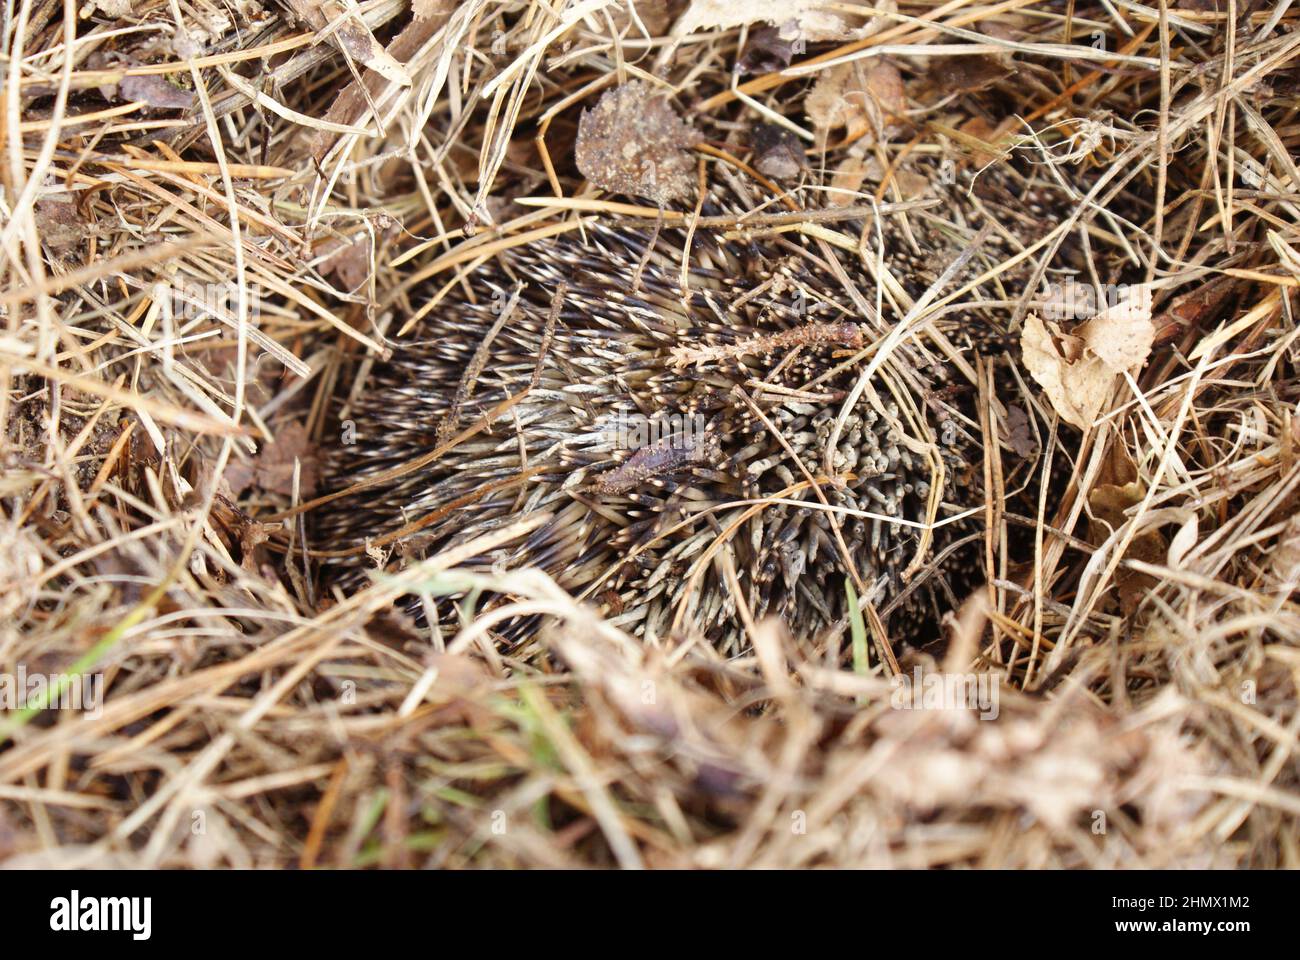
[737,26,793,76]
[927,54,1014,95]
[118,74,194,110]
[750,123,805,180]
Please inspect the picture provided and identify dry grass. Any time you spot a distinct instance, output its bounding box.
[2,0,1299,868]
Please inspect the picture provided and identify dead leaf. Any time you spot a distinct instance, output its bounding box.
[827,155,870,205]
[806,65,854,133]
[575,81,700,205]
[737,26,794,75]
[1002,404,1038,458]
[927,54,1014,94]
[117,75,194,110]
[226,421,319,498]
[1022,285,1154,430]
[35,197,86,255]
[889,168,930,199]
[957,115,1017,168]
[750,123,804,180]
[1087,482,1166,614]
[1020,313,1114,430]
[1077,285,1155,373]
[808,61,905,147]
[319,221,397,291]
[286,0,410,86]
[320,237,372,290]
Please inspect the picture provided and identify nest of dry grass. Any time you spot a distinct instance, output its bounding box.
[2,0,1299,868]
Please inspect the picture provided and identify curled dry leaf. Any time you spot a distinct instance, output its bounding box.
[1020,314,1114,430]
[575,81,700,206]
[807,61,905,147]
[1022,287,1154,430]
[1077,285,1155,373]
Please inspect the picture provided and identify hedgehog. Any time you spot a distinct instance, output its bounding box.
[312,159,1054,653]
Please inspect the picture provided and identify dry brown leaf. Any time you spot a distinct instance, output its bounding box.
[827,155,870,205]
[35,197,87,255]
[808,61,904,148]
[226,421,319,498]
[319,219,397,291]
[806,64,855,133]
[286,0,410,86]
[958,115,1017,167]
[927,53,1014,94]
[864,61,906,120]
[320,237,373,291]
[1002,404,1037,458]
[575,81,700,205]
[1077,285,1155,373]
[737,25,794,75]
[1088,482,1166,614]
[750,123,804,180]
[118,75,194,110]
[1023,286,1153,430]
[1020,314,1114,430]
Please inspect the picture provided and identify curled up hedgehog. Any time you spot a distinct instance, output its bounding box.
[313,87,1057,654]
